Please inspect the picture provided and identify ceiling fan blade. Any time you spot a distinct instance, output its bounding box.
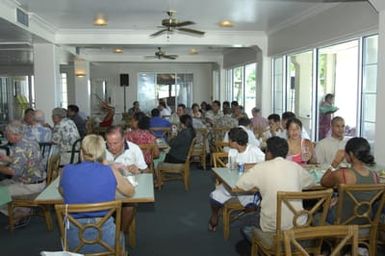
[176,21,195,27]
[177,27,205,35]
[150,29,168,37]
[162,55,177,60]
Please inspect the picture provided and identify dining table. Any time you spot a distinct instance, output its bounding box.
[212,164,385,194]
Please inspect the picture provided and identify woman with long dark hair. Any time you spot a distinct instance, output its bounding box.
[163,114,196,163]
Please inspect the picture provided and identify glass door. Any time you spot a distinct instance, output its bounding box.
[287,51,313,136]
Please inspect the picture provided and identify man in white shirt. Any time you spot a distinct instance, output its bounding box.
[105,126,148,233]
[223,118,260,151]
[236,136,315,236]
[208,128,265,231]
[315,116,347,169]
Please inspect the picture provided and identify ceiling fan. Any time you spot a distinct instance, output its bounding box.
[150,10,205,37]
[145,47,178,60]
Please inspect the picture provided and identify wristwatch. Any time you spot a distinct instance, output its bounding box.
[328,165,337,172]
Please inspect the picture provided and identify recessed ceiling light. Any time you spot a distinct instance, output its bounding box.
[94,14,108,26]
[219,20,233,28]
[113,48,123,53]
[189,48,198,55]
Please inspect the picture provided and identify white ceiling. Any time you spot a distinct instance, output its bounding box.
[0,0,357,65]
[16,0,323,31]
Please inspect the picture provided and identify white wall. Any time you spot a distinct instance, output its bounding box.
[60,64,75,105]
[90,62,213,113]
[268,2,378,56]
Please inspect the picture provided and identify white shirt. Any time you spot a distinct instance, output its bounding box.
[223,125,260,152]
[315,136,347,167]
[160,108,171,118]
[105,141,147,170]
[228,144,265,165]
[236,157,315,232]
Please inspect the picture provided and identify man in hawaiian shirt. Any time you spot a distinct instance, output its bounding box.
[0,120,45,216]
[52,107,80,165]
[24,110,52,143]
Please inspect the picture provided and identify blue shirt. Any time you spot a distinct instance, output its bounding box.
[60,161,117,217]
[150,117,172,138]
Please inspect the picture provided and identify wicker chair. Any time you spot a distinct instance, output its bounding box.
[283,225,359,256]
[251,189,333,255]
[157,138,196,191]
[55,201,124,256]
[190,128,208,170]
[138,143,158,173]
[7,154,61,232]
[334,183,385,256]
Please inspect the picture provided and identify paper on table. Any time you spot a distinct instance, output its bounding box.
[127,176,138,187]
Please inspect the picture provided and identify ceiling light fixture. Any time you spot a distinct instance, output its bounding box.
[113,48,123,53]
[189,48,198,55]
[94,14,108,26]
[75,71,86,78]
[219,20,234,28]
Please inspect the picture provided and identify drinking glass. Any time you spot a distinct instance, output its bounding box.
[228,155,237,171]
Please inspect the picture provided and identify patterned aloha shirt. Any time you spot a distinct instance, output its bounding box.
[10,137,45,183]
[205,110,223,127]
[126,129,157,165]
[52,118,80,164]
[25,123,52,143]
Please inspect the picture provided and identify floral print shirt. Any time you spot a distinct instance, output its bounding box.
[52,118,80,164]
[10,137,45,183]
[25,123,52,143]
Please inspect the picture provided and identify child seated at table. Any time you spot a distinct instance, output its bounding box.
[208,128,265,231]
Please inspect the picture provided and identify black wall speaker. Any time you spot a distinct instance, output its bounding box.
[120,74,129,87]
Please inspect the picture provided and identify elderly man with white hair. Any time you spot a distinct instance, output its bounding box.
[51,107,80,165]
[0,120,45,217]
[24,110,52,143]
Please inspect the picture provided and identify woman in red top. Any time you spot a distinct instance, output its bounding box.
[126,112,160,165]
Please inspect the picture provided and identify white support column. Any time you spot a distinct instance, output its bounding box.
[374,10,385,164]
[74,59,91,117]
[258,53,272,117]
[33,43,60,124]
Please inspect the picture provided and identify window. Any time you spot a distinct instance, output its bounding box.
[225,62,257,116]
[271,35,378,142]
[60,73,68,108]
[272,57,284,115]
[287,51,314,136]
[361,35,378,145]
[233,66,244,105]
[137,72,193,113]
[317,40,359,140]
[244,63,257,117]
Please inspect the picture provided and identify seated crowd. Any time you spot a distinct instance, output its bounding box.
[0,98,382,254]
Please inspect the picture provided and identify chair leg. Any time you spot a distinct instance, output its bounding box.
[251,239,258,256]
[223,206,230,240]
[128,209,136,248]
[7,203,15,232]
[183,171,189,191]
[42,205,53,231]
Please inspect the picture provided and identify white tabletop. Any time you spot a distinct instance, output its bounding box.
[35,173,155,204]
